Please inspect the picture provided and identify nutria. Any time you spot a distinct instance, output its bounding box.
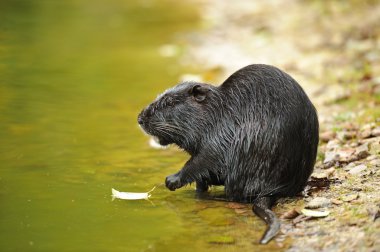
[137,64,319,244]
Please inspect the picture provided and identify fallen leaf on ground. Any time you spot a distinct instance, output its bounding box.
[301,209,330,217]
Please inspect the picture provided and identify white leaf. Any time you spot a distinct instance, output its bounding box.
[111,186,156,201]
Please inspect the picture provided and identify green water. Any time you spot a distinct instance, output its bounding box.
[0,1,282,251]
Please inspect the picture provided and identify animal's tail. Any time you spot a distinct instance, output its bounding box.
[252,197,280,244]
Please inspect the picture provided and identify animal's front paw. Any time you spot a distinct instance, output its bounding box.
[165,174,182,191]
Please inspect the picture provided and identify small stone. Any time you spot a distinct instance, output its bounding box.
[369,140,380,155]
[324,167,336,176]
[306,197,331,209]
[320,131,336,142]
[348,164,367,175]
[360,123,375,139]
[369,159,380,167]
[331,199,343,205]
[311,171,328,179]
[344,162,356,170]
[323,151,338,164]
[326,139,340,150]
[372,127,380,137]
[360,129,372,139]
[349,142,359,148]
[337,131,356,141]
[354,143,370,159]
[341,194,359,202]
[366,155,377,161]
[337,148,357,162]
[311,167,335,179]
[342,122,358,131]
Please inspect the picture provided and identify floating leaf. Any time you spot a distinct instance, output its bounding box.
[111,186,156,200]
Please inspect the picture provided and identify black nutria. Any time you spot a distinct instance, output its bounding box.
[138,64,319,244]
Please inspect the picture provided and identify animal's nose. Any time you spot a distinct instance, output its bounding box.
[137,116,144,125]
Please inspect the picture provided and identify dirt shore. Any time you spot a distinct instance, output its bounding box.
[177,0,380,251]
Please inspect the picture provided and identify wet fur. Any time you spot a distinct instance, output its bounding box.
[138,64,319,243]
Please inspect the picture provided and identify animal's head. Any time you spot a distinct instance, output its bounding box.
[138,82,219,153]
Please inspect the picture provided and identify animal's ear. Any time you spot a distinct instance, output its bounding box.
[190,85,210,102]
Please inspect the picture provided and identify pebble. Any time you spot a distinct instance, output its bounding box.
[370,141,380,155]
[372,127,380,137]
[369,159,380,167]
[338,148,357,162]
[311,167,335,179]
[331,199,343,205]
[306,197,331,209]
[354,143,369,159]
[360,129,372,139]
[320,131,336,142]
[348,164,367,175]
[366,155,377,161]
[323,151,338,164]
[326,139,340,150]
[342,194,359,202]
[337,131,356,141]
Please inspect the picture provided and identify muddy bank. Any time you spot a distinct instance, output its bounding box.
[172,0,380,251]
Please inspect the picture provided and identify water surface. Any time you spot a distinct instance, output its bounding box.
[0,1,280,251]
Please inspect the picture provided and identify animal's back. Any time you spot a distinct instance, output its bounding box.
[219,64,319,202]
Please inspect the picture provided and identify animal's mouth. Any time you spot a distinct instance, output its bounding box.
[138,123,172,146]
[148,136,169,149]
[156,136,171,146]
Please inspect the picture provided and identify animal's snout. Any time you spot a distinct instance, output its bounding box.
[137,116,144,125]
[137,110,147,125]
[137,107,151,125]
